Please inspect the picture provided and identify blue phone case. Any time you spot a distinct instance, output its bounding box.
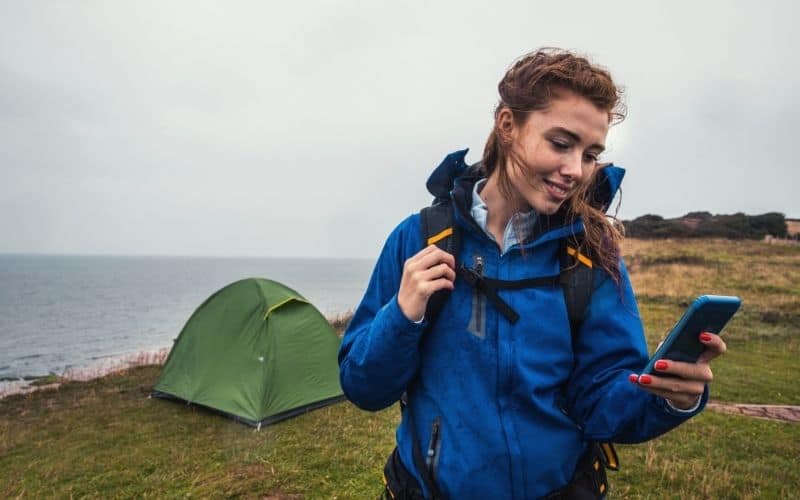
[642,295,741,375]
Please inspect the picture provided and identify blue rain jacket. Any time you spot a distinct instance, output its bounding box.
[339,150,708,499]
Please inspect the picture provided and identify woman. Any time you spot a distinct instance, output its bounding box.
[338,48,724,499]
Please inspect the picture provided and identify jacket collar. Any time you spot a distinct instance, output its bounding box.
[426,149,626,244]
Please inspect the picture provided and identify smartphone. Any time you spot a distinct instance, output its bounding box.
[642,295,741,375]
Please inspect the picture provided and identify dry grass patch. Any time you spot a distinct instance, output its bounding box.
[327,310,354,335]
[623,237,800,311]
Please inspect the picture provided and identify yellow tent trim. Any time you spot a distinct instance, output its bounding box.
[263,297,308,320]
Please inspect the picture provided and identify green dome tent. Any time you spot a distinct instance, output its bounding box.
[152,278,345,428]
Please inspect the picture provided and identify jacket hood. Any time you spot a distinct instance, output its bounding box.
[426,148,625,213]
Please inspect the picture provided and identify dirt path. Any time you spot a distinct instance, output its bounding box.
[706,402,800,422]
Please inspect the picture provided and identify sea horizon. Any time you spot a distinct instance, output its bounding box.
[0,254,373,382]
[0,251,374,260]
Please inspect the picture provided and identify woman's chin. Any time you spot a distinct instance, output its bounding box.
[531,200,565,216]
[525,191,571,215]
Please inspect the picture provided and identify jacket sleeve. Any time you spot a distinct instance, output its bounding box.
[338,215,428,411]
[564,259,708,443]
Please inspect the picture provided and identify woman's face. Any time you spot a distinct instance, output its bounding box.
[504,91,610,215]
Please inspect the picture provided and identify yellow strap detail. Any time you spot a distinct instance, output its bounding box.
[383,472,395,499]
[427,227,454,246]
[566,246,593,268]
[601,442,619,469]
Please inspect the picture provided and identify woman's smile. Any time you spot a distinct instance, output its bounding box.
[542,178,573,201]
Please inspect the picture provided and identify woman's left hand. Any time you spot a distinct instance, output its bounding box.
[628,332,727,410]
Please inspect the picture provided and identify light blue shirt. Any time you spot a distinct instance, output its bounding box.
[470,178,538,255]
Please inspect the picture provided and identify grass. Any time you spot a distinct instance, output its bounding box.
[1,238,798,498]
[0,367,398,498]
[625,239,800,406]
[614,411,800,498]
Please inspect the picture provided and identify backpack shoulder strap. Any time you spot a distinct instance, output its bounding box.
[558,237,621,475]
[420,201,460,327]
[559,236,594,343]
[420,201,459,254]
[397,201,458,499]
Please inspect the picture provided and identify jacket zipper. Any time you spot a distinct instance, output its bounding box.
[474,255,484,330]
[425,416,442,482]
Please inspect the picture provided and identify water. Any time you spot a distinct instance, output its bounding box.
[0,254,374,380]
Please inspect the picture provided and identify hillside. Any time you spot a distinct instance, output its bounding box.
[624,212,791,240]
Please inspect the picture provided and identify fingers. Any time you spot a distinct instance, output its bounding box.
[628,373,705,409]
[403,246,456,289]
[407,244,456,272]
[420,262,457,283]
[629,330,727,409]
[397,245,457,322]
[697,332,727,363]
[649,359,713,383]
[646,388,702,410]
[406,271,456,297]
[629,373,707,397]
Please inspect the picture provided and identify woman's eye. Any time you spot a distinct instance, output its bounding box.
[584,153,599,163]
[550,139,570,150]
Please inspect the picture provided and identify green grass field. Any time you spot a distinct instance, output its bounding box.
[1,238,798,498]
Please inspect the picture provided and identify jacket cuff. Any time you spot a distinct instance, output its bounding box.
[658,384,709,417]
[384,294,428,337]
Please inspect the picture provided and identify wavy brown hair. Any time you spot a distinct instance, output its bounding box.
[481,48,626,281]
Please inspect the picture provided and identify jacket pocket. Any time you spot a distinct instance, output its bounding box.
[424,416,442,483]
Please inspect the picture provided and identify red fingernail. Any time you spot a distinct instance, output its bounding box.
[655,360,668,370]
[640,375,653,385]
[700,333,712,342]
[628,374,638,383]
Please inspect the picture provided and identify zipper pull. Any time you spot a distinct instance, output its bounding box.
[474,255,484,276]
[459,254,485,287]
[425,417,442,473]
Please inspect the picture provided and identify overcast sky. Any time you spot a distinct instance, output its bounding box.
[1,1,797,258]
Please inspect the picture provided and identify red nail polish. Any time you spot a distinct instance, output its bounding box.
[700,333,712,342]
[640,375,653,385]
[628,374,638,383]
[655,360,668,370]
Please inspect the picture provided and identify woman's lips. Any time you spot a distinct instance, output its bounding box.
[543,179,571,201]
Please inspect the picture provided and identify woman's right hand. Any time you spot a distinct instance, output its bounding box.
[397,245,457,322]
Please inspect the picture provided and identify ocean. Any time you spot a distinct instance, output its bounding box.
[0,254,374,381]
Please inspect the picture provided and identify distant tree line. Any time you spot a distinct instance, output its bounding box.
[623,212,791,239]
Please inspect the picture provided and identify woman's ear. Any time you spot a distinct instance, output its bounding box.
[496,107,515,146]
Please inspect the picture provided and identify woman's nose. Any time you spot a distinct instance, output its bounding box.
[560,152,583,181]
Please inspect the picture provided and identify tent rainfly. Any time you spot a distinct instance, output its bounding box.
[152,277,345,428]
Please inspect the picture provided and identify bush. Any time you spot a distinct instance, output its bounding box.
[623,212,787,240]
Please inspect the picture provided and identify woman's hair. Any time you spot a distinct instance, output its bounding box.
[480,47,627,282]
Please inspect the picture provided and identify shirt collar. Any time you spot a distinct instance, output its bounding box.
[470,178,538,253]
